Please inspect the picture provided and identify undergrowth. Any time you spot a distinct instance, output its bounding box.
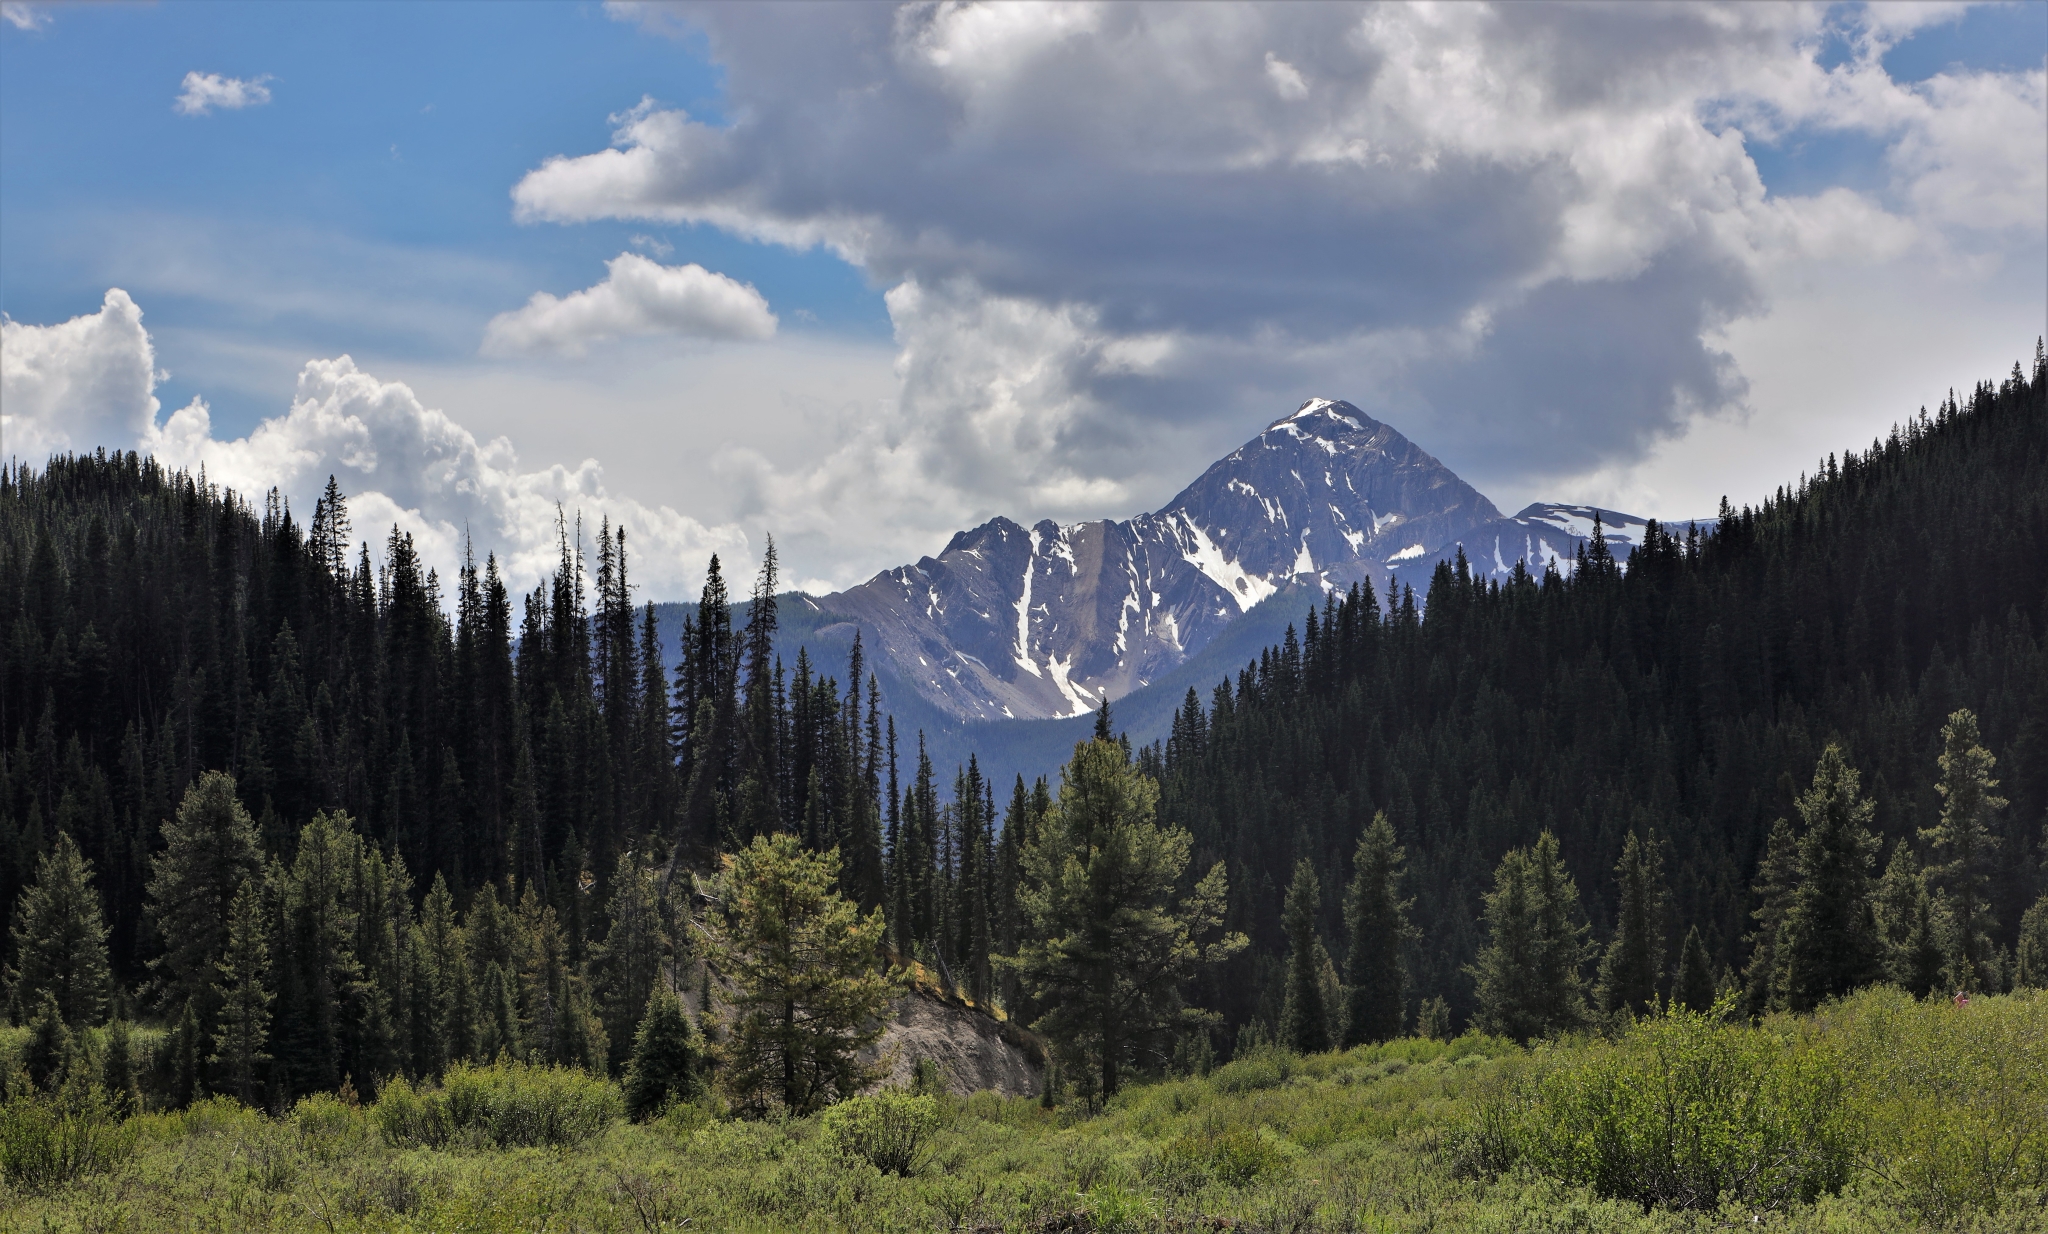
[1,987,2041,1232]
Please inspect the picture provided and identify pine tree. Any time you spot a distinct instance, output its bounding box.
[1006,737,1245,1102]
[1771,746,1882,1011]
[1673,926,1714,1013]
[6,831,112,1028]
[1470,832,1589,1043]
[211,880,273,1105]
[1595,831,1667,1018]
[592,852,667,1072]
[1279,859,1331,1054]
[1874,845,1944,998]
[102,1018,140,1114]
[704,834,897,1115]
[477,961,522,1061]
[1416,996,1451,1041]
[623,985,702,1120]
[1343,811,1413,1046]
[170,998,203,1107]
[2017,893,2048,989]
[146,772,264,1022]
[1921,709,2007,991]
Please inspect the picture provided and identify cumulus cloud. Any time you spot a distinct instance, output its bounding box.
[481,251,776,356]
[174,71,273,117]
[4,289,747,599]
[512,3,2022,536]
[2,290,160,460]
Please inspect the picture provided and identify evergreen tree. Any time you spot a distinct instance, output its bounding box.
[1343,812,1413,1046]
[1470,832,1589,1043]
[1741,818,1801,1016]
[101,1018,140,1115]
[146,772,265,1024]
[1673,926,1715,1014]
[1921,709,2007,991]
[1874,845,1944,998]
[6,832,111,1028]
[592,852,667,1072]
[1774,746,1881,1012]
[1279,859,1331,1054]
[21,990,72,1090]
[623,985,702,1120]
[2017,893,2048,989]
[477,961,522,1061]
[703,834,897,1115]
[1595,831,1667,1018]
[1006,738,1245,1102]
[417,873,474,1072]
[211,881,273,1105]
[169,998,202,1107]
[1416,996,1451,1041]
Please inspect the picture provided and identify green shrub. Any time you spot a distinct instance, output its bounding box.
[1162,1124,1292,1189]
[1210,1047,1295,1094]
[1834,985,2048,1221]
[821,1091,939,1176]
[0,1085,137,1192]
[1467,998,1853,1210]
[373,1061,621,1150]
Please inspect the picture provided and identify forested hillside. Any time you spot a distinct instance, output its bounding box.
[1160,350,2048,1042]
[0,350,2041,1114]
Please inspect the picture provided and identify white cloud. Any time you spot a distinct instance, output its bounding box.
[4,289,747,599]
[174,71,273,117]
[2,3,50,31]
[542,1,2041,555]
[2,290,160,460]
[481,252,776,357]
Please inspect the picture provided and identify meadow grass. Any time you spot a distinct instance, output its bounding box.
[2,987,2042,1232]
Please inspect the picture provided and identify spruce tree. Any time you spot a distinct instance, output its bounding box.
[1741,817,1801,1016]
[477,961,523,1061]
[102,1018,140,1114]
[1595,831,1667,1018]
[1279,859,1331,1054]
[1673,925,1714,1013]
[170,998,203,1107]
[1774,746,1881,1012]
[1470,831,1589,1043]
[1343,811,1413,1046]
[2017,893,2048,989]
[211,880,273,1105]
[6,831,112,1028]
[1874,845,1944,998]
[1920,709,2007,991]
[146,772,264,1021]
[22,990,72,1090]
[592,853,667,1072]
[623,985,702,1120]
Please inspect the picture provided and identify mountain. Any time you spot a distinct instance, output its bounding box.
[813,398,1504,725]
[1385,502,1718,591]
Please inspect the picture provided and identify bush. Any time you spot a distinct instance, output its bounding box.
[1466,998,1854,1211]
[820,1091,939,1176]
[1209,1047,1295,1094]
[0,1085,137,1192]
[1162,1125,1292,1189]
[373,1061,621,1150]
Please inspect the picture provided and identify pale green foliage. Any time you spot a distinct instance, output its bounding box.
[0,1084,135,1192]
[704,834,898,1116]
[373,1060,622,1149]
[820,1091,939,1175]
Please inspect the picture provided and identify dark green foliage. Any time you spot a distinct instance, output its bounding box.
[623,986,701,1120]
[1006,738,1245,1101]
[22,992,73,1091]
[6,832,111,1028]
[145,772,263,1024]
[1874,846,1944,998]
[1279,859,1331,1054]
[1470,832,1589,1043]
[1596,831,1667,1018]
[1673,926,1714,1014]
[210,880,272,1104]
[1773,747,1882,1012]
[1343,812,1412,1046]
[1416,996,1451,1041]
[100,1020,139,1115]
[1921,709,2006,991]
[168,999,202,1107]
[2018,894,2048,989]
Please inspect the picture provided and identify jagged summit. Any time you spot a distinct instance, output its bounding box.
[817,397,1519,722]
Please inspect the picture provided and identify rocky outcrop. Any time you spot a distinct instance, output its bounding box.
[863,987,1045,1099]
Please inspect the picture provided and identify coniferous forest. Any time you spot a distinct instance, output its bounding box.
[0,353,2045,1229]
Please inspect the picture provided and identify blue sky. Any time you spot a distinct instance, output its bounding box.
[3,2,2042,598]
